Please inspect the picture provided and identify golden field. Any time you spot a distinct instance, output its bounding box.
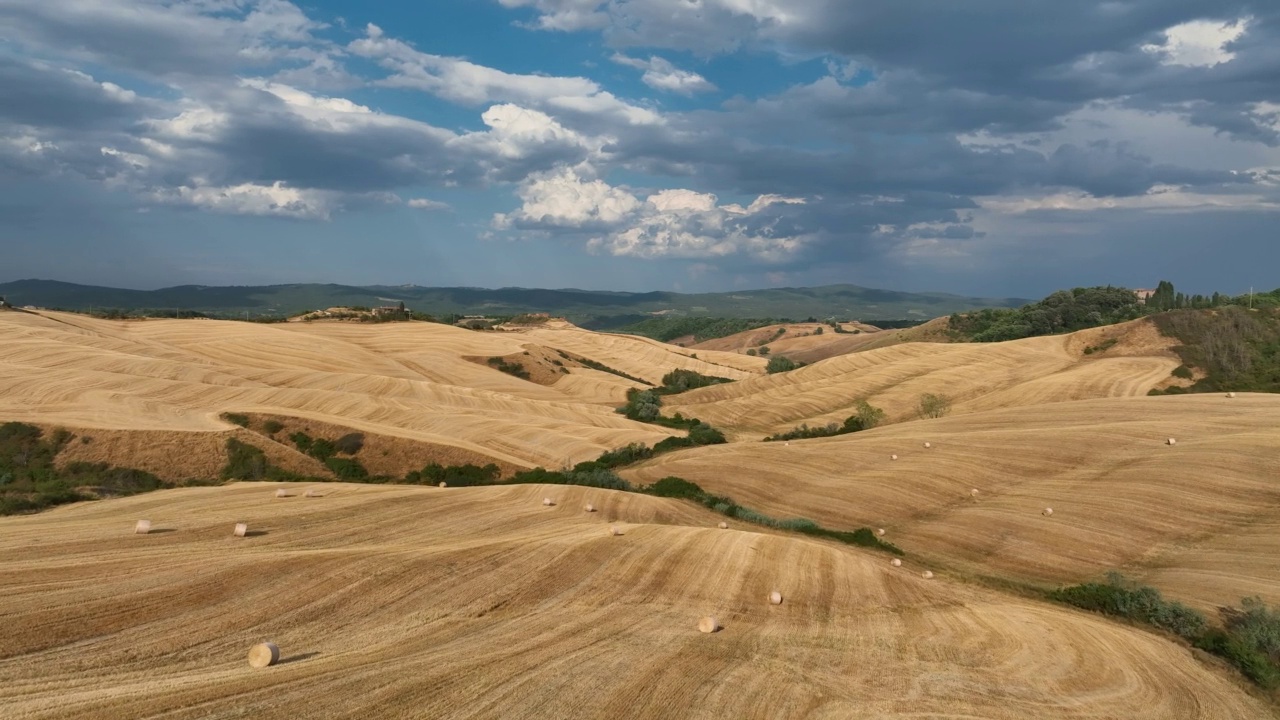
[1,308,1277,718]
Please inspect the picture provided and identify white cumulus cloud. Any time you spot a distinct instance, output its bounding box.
[610,54,716,95]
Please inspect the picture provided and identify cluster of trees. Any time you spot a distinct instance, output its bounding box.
[654,369,733,395]
[1152,306,1280,393]
[765,401,886,442]
[949,286,1146,342]
[1,423,168,515]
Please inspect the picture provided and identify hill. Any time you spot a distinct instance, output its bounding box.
[0,481,1268,719]
[0,279,1028,324]
[663,318,1182,438]
[0,310,760,474]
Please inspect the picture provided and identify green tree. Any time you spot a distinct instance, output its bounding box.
[916,393,952,419]
[766,355,799,374]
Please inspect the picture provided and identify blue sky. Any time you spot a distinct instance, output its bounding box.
[1,1,1278,297]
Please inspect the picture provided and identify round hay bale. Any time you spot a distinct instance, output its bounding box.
[970,488,979,497]
[438,482,447,488]
[923,442,932,449]
[1166,438,1177,446]
[890,558,902,567]
[234,522,248,537]
[876,528,886,537]
[134,520,152,535]
[1227,392,1237,398]
[274,488,289,498]
[921,570,934,580]
[769,590,782,605]
[718,521,729,529]
[698,616,719,634]
[1042,507,1053,517]
[303,488,321,498]
[890,454,898,461]
[609,526,623,536]
[543,497,555,507]
[247,641,280,668]
[584,503,596,513]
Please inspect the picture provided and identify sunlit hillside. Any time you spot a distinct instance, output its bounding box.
[0,482,1268,719]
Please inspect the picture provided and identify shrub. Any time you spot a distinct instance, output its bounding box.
[308,438,337,462]
[645,476,706,500]
[334,433,365,455]
[1172,364,1194,380]
[851,400,886,430]
[746,348,757,356]
[406,462,501,486]
[1049,573,1206,640]
[656,369,733,394]
[758,346,771,356]
[223,413,250,428]
[222,438,268,481]
[619,388,663,422]
[487,357,531,380]
[765,423,841,442]
[324,457,368,481]
[262,420,284,435]
[290,431,313,453]
[916,393,952,419]
[594,443,654,469]
[765,355,799,373]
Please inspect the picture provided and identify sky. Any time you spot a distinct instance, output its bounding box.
[1,0,1278,298]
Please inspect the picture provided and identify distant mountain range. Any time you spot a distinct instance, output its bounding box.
[0,279,1029,325]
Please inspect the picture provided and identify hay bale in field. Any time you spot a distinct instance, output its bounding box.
[303,488,321,498]
[438,482,447,488]
[247,641,280,668]
[921,571,934,580]
[718,521,729,529]
[584,503,596,513]
[970,488,979,497]
[769,590,783,605]
[1166,438,1177,446]
[891,558,902,567]
[274,489,289,498]
[876,528,886,537]
[609,526,623,536]
[1227,392,1237,398]
[890,454,898,461]
[923,442,932,449]
[134,520,152,535]
[234,522,248,537]
[1042,508,1053,517]
[698,616,719,633]
[543,497,556,507]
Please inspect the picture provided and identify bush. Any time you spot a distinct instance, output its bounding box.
[765,355,799,374]
[262,420,284,435]
[487,357,531,380]
[746,349,757,356]
[308,438,337,462]
[765,423,841,442]
[594,443,654,469]
[406,462,501,486]
[645,476,706,500]
[1049,573,1206,640]
[334,433,365,455]
[223,413,250,428]
[758,346,771,356]
[656,369,733,395]
[851,400,886,430]
[324,457,368,481]
[619,388,664,422]
[1172,364,1194,380]
[290,431,313,454]
[917,393,952,419]
[221,438,268,481]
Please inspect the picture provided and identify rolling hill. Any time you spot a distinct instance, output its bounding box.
[2,303,1280,716]
[0,279,1029,324]
[0,482,1269,719]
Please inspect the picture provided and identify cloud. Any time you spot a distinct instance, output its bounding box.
[407,198,449,211]
[496,169,810,261]
[610,54,716,95]
[1142,17,1252,67]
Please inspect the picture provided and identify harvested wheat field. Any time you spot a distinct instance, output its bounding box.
[0,311,720,470]
[0,482,1270,719]
[627,394,1280,611]
[665,318,1181,438]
